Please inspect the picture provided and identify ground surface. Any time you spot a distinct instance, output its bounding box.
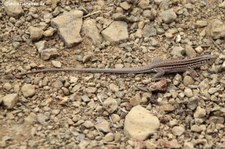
[0,0,225,149]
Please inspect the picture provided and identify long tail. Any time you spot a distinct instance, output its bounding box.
[19,66,155,75]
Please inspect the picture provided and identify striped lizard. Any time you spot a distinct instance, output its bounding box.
[19,54,216,78]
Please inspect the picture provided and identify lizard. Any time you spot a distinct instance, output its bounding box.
[19,54,217,78]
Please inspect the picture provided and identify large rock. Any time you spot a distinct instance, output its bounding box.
[83,19,102,45]
[206,19,225,39]
[124,105,160,140]
[4,0,24,18]
[51,10,83,47]
[21,84,36,97]
[2,94,18,109]
[160,9,177,24]
[29,26,43,41]
[101,21,128,42]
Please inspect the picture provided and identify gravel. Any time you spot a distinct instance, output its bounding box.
[0,0,224,148]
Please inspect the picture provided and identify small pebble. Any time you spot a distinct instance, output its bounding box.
[194,106,206,118]
[51,60,62,68]
[21,84,36,97]
[184,88,193,97]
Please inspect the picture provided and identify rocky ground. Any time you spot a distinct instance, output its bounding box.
[0,0,225,148]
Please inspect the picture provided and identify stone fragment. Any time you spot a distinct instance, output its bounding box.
[138,0,149,9]
[183,76,194,86]
[51,60,61,68]
[219,1,225,8]
[29,26,43,41]
[37,113,49,125]
[191,124,204,132]
[124,105,160,140]
[185,45,196,58]
[103,98,118,113]
[2,94,18,109]
[83,19,102,45]
[4,0,24,18]
[195,20,208,28]
[109,83,119,92]
[172,126,185,136]
[83,120,94,128]
[35,40,46,53]
[40,48,59,60]
[120,2,131,10]
[184,88,193,97]
[160,103,175,112]
[171,46,185,57]
[206,19,225,39]
[160,9,177,23]
[3,83,12,91]
[184,141,194,149]
[21,84,36,97]
[95,117,110,133]
[101,21,128,42]
[43,27,56,37]
[51,10,83,47]
[81,95,90,102]
[194,106,206,118]
[103,133,114,142]
[143,24,157,37]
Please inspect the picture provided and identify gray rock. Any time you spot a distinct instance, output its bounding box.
[103,133,114,142]
[184,141,194,149]
[184,88,193,97]
[2,93,18,109]
[83,19,102,45]
[171,46,185,57]
[35,40,46,53]
[187,99,198,110]
[120,1,131,10]
[37,113,49,125]
[159,0,170,10]
[191,124,205,132]
[3,83,12,91]
[185,45,196,58]
[160,9,177,23]
[208,116,224,124]
[143,24,157,37]
[138,0,150,9]
[95,117,111,133]
[124,105,160,140]
[103,98,118,113]
[101,21,128,42]
[83,120,94,128]
[183,76,194,86]
[51,10,83,47]
[208,87,220,94]
[4,0,24,18]
[51,60,61,68]
[160,103,175,112]
[85,87,97,93]
[219,1,225,8]
[21,84,36,97]
[69,76,78,83]
[195,20,208,28]
[172,126,185,136]
[81,95,90,102]
[206,19,225,39]
[109,83,119,92]
[194,106,206,118]
[29,26,43,41]
[40,48,59,60]
[43,28,56,37]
